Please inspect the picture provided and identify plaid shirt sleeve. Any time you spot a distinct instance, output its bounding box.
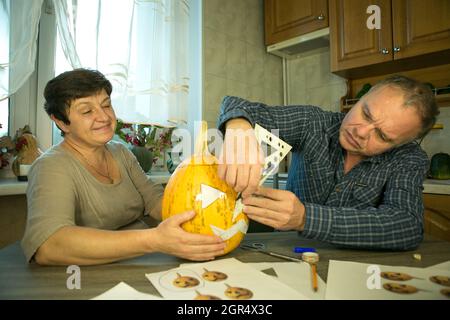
[302,157,428,251]
[217,95,315,151]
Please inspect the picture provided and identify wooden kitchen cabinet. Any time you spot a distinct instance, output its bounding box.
[423,193,450,242]
[330,0,450,78]
[264,0,329,46]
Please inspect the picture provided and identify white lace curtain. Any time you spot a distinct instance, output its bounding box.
[0,0,43,101]
[53,0,190,126]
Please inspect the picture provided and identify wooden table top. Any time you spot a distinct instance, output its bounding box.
[0,231,449,300]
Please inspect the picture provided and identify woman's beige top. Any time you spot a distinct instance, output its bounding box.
[21,141,164,262]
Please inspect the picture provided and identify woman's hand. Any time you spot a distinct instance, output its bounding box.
[242,187,306,231]
[218,118,265,198]
[151,211,226,261]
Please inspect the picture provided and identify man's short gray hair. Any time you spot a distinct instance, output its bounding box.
[369,75,439,139]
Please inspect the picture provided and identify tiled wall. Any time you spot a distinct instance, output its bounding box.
[202,0,283,129]
[287,47,347,111]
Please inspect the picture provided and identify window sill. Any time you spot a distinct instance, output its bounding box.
[0,178,27,196]
[0,172,172,196]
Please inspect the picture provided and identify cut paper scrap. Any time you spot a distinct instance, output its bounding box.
[91,282,162,300]
[210,219,248,241]
[325,260,450,300]
[195,184,226,209]
[254,123,292,185]
[248,262,326,300]
[147,258,309,300]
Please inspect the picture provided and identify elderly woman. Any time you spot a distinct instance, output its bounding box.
[21,69,225,265]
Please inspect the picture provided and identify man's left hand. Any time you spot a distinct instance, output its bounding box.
[242,187,306,231]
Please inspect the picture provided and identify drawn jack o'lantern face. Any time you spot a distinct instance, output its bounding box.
[162,155,249,255]
[194,290,221,300]
[224,284,253,300]
[429,275,450,287]
[202,268,228,282]
[381,272,414,281]
[383,283,418,294]
[173,273,200,288]
[440,288,450,298]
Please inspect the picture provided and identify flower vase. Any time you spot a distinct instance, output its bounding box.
[130,146,153,173]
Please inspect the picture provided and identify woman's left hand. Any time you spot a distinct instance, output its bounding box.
[242,187,306,231]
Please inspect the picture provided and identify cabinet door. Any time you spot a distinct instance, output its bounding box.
[330,0,393,73]
[423,194,450,242]
[392,0,450,60]
[264,0,328,46]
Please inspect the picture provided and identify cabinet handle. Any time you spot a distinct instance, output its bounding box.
[317,14,325,20]
[381,48,390,54]
[393,47,401,52]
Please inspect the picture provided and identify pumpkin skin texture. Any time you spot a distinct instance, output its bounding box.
[162,154,248,255]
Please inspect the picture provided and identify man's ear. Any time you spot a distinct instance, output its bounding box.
[50,115,69,134]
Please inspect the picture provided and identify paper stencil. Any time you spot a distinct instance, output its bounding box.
[326,260,450,300]
[92,282,162,300]
[146,258,309,300]
[254,123,292,185]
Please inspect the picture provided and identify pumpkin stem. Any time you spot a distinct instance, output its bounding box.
[194,121,208,157]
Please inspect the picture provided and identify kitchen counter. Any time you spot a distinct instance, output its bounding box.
[423,179,450,195]
[0,172,172,196]
[1,174,449,196]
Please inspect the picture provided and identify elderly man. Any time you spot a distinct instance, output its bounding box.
[217,75,439,251]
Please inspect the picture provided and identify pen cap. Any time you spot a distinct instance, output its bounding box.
[293,247,316,253]
[302,252,319,264]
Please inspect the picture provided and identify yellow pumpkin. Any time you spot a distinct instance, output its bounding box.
[162,122,248,255]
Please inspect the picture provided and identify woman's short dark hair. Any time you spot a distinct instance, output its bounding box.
[44,68,112,135]
[369,75,439,140]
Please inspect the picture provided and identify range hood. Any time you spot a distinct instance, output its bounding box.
[266,27,330,59]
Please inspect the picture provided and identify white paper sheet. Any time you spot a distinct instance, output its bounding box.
[147,258,309,300]
[426,260,450,271]
[248,262,326,300]
[326,260,450,300]
[92,282,163,300]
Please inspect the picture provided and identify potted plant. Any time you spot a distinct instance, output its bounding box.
[115,120,175,173]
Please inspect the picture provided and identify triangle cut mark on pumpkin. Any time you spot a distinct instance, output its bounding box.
[210,220,249,240]
[195,184,226,209]
[232,199,244,222]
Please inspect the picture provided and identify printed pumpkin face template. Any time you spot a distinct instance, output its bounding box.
[381,272,421,281]
[383,283,418,294]
[224,284,253,300]
[173,273,200,288]
[194,290,221,300]
[202,268,228,282]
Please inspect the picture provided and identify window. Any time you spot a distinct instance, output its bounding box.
[0,99,8,136]
[4,0,199,151]
[0,0,9,136]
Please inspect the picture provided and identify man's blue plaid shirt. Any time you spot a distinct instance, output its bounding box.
[217,96,429,251]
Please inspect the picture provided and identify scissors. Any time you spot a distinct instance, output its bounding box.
[240,242,303,263]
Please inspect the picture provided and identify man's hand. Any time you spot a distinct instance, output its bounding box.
[242,187,306,231]
[218,118,265,198]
